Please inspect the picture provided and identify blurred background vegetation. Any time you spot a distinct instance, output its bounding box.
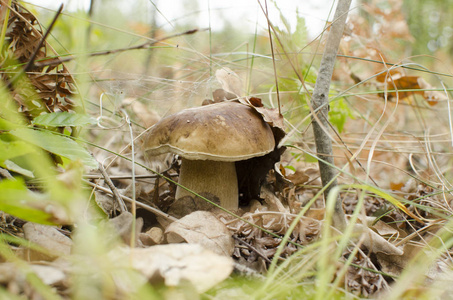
[26,0,453,113]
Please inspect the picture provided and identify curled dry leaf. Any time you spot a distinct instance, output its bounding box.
[237,95,285,146]
[215,67,243,97]
[260,186,287,213]
[122,97,161,128]
[0,262,66,297]
[214,67,285,145]
[366,216,405,241]
[107,211,143,245]
[22,223,72,261]
[377,72,447,105]
[212,88,238,102]
[228,208,321,268]
[353,223,403,256]
[140,227,164,246]
[165,211,234,257]
[111,244,233,293]
[376,242,420,278]
[29,264,66,286]
[344,251,385,297]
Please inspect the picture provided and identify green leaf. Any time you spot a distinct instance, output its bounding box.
[0,139,36,162]
[3,160,34,178]
[32,112,97,127]
[0,179,62,225]
[346,184,423,223]
[0,116,21,130]
[284,165,296,172]
[10,128,98,169]
[329,98,355,133]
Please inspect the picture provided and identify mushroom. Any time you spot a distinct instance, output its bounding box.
[143,101,275,210]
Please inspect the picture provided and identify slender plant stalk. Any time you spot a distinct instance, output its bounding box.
[0,0,13,53]
[310,0,352,230]
[263,0,281,114]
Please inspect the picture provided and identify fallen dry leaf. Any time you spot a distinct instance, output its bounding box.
[212,88,238,102]
[260,186,288,213]
[166,211,234,257]
[215,67,243,97]
[22,223,72,261]
[376,242,420,277]
[29,264,66,286]
[367,217,405,241]
[123,97,161,128]
[0,262,66,297]
[377,73,446,105]
[353,223,403,255]
[285,170,310,186]
[344,250,384,297]
[111,244,233,293]
[139,227,164,246]
[107,211,143,245]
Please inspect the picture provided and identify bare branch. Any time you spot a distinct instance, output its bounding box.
[310,0,352,230]
[34,28,205,68]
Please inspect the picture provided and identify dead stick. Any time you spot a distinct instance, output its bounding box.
[84,173,178,180]
[263,0,281,114]
[98,163,127,213]
[310,0,352,230]
[233,235,273,264]
[34,28,205,67]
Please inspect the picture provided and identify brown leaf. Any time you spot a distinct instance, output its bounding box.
[286,170,310,186]
[260,186,287,213]
[107,211,143,245]
[383,75,424,100]
[2,2,78,120]
[378,73,444,105]
[212,88,238,102]
[0,262,66,289]
[390,182,405,191]
[248,97,263,107]
[165,211,235,257]
[353,224,403,255]
[215,67,243,97]
[123,97,161,128]
[111,244,233,293]
[22,223,72,261]
[376,242,420,277]
[140,227,164,246]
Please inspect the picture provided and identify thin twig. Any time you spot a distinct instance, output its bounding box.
[84,179,178,222]
[124,109,137,248]
[98,163,127,213]
[233,234,273,264]
[83,173,178,180]
[34,28,205,68]
[24,4,63,72]
[262,0,281,115]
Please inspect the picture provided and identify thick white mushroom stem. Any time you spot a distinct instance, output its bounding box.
[175,158,238,210]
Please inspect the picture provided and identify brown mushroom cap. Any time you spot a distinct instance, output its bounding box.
[143,101,275,161]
